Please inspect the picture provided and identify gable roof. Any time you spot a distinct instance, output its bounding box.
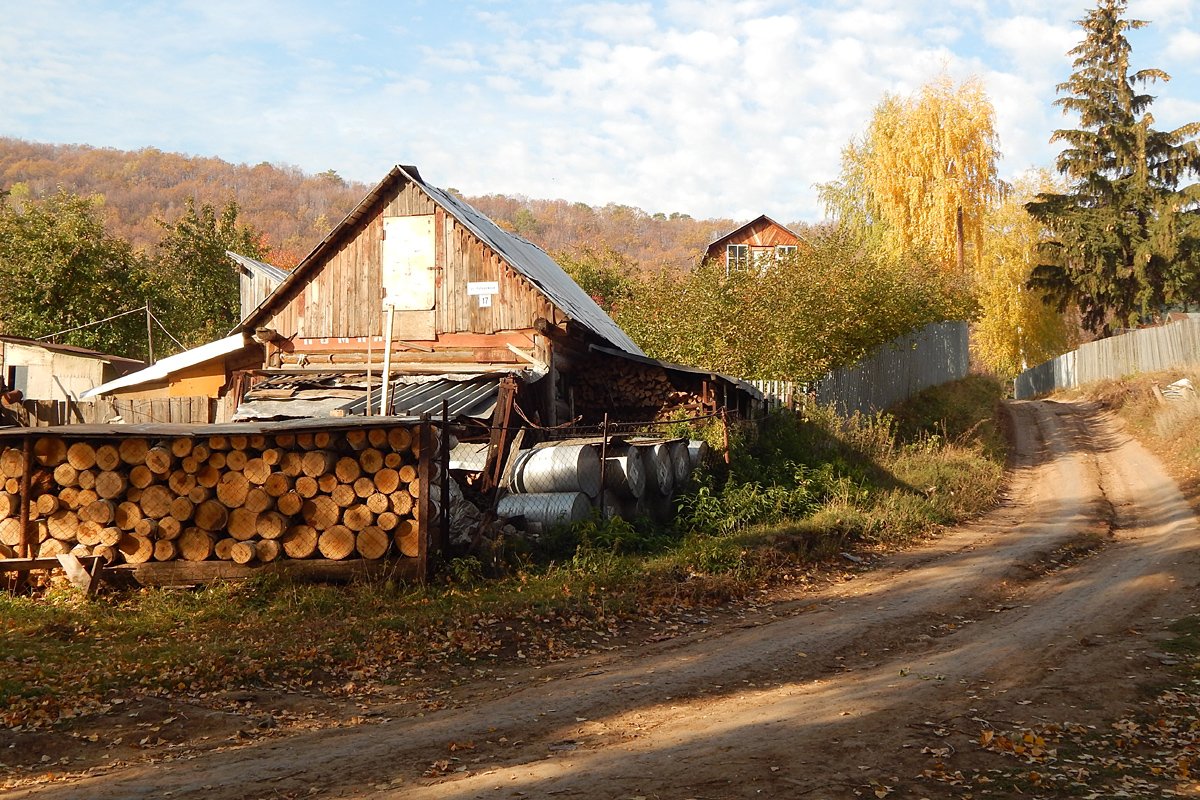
[237,165,644,356]
[226,250,288,284]
[704,214,806,250]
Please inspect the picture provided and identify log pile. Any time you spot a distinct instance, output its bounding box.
[0,425,438,568]
[573,363,706,419]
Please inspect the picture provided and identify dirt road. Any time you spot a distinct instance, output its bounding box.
[9,399,1200,799]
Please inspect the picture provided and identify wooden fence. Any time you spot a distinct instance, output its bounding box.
[11,396,215,427]
[1014,315,1200,399]
[751,321,970,416]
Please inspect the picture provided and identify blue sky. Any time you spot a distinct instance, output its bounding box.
[2,1,1198,222]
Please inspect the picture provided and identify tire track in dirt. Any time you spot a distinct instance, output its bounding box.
[8,400,1200,800]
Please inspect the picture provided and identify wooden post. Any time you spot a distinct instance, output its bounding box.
[417,414,433,581]
[380,305,395,416]
[145,302,154,366]
[720,408,732,465]
[18,436,32,558]
[598,413,609,518]
[480,377,518,493]
[440,400,451,557]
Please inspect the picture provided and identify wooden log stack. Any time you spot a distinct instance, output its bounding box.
[574,363,706,419]
[0,424,440,569]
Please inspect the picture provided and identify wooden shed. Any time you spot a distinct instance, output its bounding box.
[703,215,807,275]
[0,337,143,402]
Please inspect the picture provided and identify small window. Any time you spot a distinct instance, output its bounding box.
[726,244,750,274]
[776,245,798,260]
[7,365,28,395]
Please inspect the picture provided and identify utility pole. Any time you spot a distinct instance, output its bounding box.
[145,303,154,365]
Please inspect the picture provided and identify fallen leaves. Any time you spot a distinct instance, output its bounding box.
[917,680,1200,797]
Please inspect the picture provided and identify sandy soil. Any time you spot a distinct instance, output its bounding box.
[6,399,1200,800]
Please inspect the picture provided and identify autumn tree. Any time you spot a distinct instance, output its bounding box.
[974,176,1078,377]
[1026,0,1200,334]
[617,230,973,381]
[0,187,155,360]
[153,199,269,348]
[554,245,638,314]
[819,75,1003,284]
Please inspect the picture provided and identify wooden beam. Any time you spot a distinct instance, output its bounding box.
[110,558,422,586]
[480,377,518,493]
[55,553,104,595]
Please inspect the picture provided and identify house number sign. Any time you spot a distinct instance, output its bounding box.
[467,281,498,308]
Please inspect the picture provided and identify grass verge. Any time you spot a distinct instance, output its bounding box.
[0,376,1007,734]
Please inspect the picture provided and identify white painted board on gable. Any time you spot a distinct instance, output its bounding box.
[382,215,436,311]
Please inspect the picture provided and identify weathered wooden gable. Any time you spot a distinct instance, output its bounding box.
[259,178,558,343]
[704,215,804,263]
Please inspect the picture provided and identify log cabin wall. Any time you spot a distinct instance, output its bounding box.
[256,178,558,366]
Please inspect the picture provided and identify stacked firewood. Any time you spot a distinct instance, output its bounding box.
[0,426,436,566]
[574,364,705,418]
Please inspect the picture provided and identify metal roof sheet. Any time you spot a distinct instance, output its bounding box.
[80,334,253,399]
[361,376,499,419]
[0,415,430,440]
[233,374,503,421]
[589,344,764,401]
[226,250,288,284]
[418,178,645,357]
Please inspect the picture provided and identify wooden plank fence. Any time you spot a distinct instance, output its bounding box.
[751,321,970,416]
[9,396,215,427]
[1015,315,1200,399]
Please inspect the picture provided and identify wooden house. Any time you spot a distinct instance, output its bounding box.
[87,165,760,427]
[704,215,806,275]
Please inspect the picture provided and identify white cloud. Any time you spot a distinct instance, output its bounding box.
[1165,29,1200,62]
[984,16,1076,75]
[2,1,1198,224]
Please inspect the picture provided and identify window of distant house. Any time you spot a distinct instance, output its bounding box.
[776,245,798,260]
[726,244,750,274]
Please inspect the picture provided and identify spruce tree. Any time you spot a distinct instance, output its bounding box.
[1026,0,1200,334]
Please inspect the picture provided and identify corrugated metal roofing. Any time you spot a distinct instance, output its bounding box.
[418,178,645,356]
[346,376,500,419]
[233,374,502,421]
[226,250,288,284]
[236,165,645,357]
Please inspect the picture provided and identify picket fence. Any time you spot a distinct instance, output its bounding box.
[1014,314,1200,399]
[751,321,970,416]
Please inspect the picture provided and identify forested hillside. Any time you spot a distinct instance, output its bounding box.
[0,137,758,271]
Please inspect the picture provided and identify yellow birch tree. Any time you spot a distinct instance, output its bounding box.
[819,75,1002,284]
[974,175,1078,377]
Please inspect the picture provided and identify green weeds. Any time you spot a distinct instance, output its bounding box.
[1,376,1007,732]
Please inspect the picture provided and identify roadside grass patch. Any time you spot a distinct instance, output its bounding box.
[1,376,1007,734]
